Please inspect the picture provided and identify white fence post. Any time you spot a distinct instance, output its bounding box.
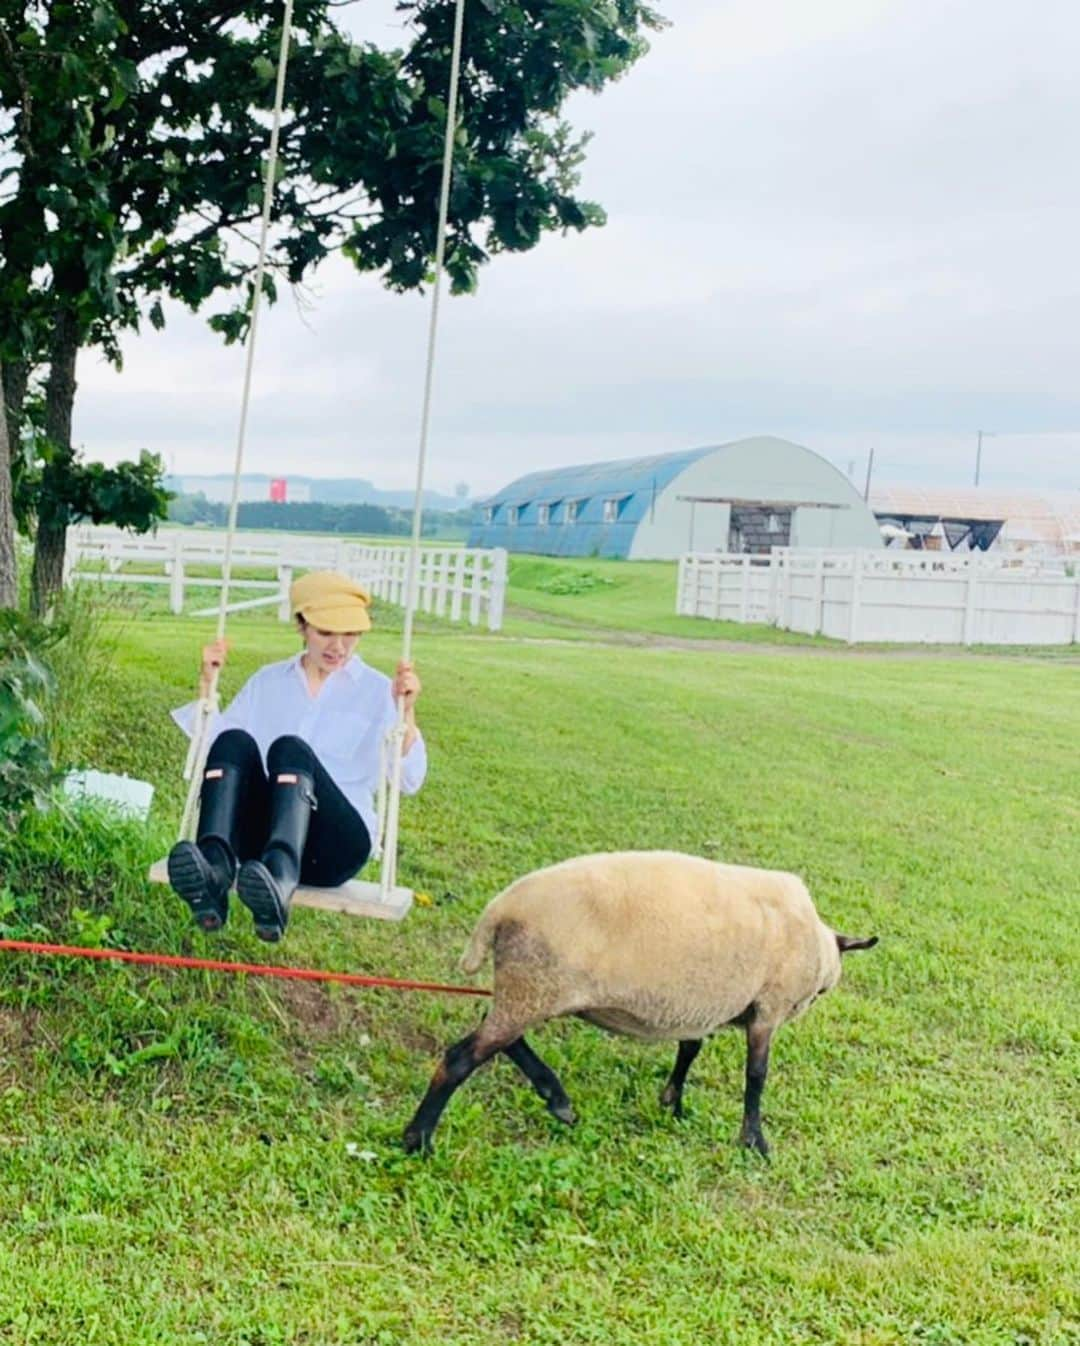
[1072,577,1080,645]
[278,564,292,622]
[435,550,451,618]
[450,550,466,622]
[963,567,979,645]
[420,549,435,614]
[847,552,863,644]
[487,548,508,631]
[468,553,483,626]
[739,556,751,623]
[813,554,825,636]
[168,534,185,615]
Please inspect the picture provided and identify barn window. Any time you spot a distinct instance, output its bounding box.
[483,506,494,525]
[507,505,519,526]
[537,503,550,526]
[603,497,628,523]
[565,500,579,524]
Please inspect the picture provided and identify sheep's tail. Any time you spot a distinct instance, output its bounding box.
[459,909,498,975]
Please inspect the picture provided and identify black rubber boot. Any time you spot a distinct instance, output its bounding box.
[166,766,243,932]
[236,770,316,942]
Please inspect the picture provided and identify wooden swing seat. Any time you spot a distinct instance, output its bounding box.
[148,859,412,922]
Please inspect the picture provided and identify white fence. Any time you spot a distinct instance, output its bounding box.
[678,549,1080,646]
[66,527,508,631]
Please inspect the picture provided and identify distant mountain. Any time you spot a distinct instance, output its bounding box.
[164,473,471,513]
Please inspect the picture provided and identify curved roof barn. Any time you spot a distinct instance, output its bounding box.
[469,435,883,559]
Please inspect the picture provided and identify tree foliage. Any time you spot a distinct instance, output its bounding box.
[1,0,661,353]
[15,444,170,535]
[0,0,662,609]
[166,492,471,538]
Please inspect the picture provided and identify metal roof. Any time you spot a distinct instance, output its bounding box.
[480,444,716,508]
[871,486,1080,552]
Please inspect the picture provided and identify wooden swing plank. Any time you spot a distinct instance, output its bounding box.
[148,859,412,922]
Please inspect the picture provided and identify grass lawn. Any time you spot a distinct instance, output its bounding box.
[501,554,828,645]
[0,600,1077,1345]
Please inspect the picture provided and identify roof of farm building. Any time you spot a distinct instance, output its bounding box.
[480,444,715,507]
[870,486,1080,550]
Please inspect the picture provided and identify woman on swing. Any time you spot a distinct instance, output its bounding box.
[167,571,425,943]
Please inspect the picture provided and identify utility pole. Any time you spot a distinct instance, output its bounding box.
[863,447,875,501]
[974,429,995,486]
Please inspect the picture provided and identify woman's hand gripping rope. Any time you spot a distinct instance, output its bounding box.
[392,660,421,754]
[180,638,230,838]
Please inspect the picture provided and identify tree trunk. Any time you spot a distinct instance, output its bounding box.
[0,361,18,609]
[1,361,27,463]
[30,311,79,617]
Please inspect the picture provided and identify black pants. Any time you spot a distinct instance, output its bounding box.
[204,730,371,889]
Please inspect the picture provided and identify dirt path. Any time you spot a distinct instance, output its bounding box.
[493,621,1080,664]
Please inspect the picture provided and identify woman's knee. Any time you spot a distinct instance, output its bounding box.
[208,728,260,768]
[267,734,316,775]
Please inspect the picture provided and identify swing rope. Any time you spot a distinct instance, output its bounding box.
[179,0,469,902]
[179,0,297,842]
[379,0,468,899]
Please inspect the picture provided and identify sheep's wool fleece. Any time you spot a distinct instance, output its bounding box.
[463,851,842,1041]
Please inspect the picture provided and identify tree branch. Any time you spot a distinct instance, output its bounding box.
[0,20,34,156]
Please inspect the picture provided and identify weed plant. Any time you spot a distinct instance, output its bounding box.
[0,612,61,823]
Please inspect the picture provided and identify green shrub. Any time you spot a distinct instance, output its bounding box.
[534,569,616,596]
[0,610,61,824]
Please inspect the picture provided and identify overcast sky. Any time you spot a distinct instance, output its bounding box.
[75,0,1080,497]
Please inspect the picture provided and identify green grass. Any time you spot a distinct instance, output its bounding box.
[0,601,1077,1345]
[502,554,825,644]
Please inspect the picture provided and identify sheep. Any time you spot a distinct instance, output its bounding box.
[403,851,877,1155]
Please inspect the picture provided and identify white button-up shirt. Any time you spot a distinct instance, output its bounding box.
[172,653,427,840]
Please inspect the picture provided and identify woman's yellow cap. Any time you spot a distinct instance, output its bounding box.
[290,570,372,633]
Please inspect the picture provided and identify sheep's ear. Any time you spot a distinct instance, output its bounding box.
[835,932,879,954]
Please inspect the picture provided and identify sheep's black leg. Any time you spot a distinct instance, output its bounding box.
[403,1030,503,1154]
[503,1036,576,1125]
[660,1039,703,1119]
[738,1021,773,1157]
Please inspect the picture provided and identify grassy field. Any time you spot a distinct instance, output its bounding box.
[0,593,1077,1345]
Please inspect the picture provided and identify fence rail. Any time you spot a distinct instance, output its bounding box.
[66,527,508,631]
[677,550,1079,646]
